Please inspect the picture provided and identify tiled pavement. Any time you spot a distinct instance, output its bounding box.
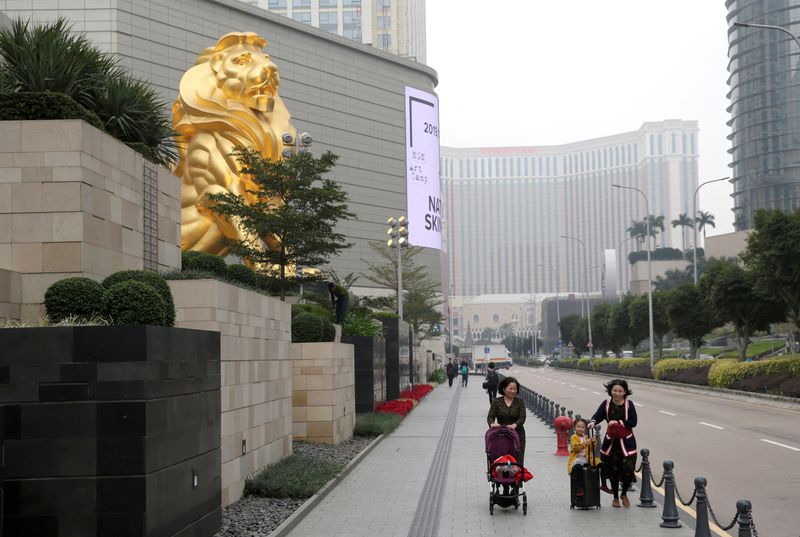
[285,382,697,537]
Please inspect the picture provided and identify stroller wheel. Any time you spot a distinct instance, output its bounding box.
[489,492,494,515]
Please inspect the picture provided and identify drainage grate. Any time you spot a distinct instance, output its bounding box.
[407,386,462,537]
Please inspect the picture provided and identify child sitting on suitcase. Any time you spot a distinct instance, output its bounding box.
[567,418,596,506]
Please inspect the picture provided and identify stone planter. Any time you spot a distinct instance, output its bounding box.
[0,325,221,537]
[341,335,386,413]
[291,342,355,444]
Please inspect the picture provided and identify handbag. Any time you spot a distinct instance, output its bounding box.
[482,381,489,390]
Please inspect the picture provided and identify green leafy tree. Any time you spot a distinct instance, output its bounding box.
[699,259,786,360]
[665,284,720,359]
[607,295,634,354]
[671,212,694,252]
[696,210,716,239]
[589,303,614,354]
[741,209,800,342]
[207,148,355,301]
[479,327,495,344]
[627,220,648,251]
[560,314,588,355]
[653,267,691,292]
[403,287,444,343]
[628,292,671,358]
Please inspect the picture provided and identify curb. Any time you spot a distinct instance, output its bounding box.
[268,433,386,537]
[522,366,800,411]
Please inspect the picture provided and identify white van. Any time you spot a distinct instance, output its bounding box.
[621,350,634,357]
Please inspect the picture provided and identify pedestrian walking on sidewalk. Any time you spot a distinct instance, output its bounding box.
[446,359,457,388]
[459,359,470,387]
[588,379,638,508]
[487,376,526,467]
[483,362,499,403]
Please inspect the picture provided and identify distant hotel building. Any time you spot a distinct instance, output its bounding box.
[442,121,699,297]
[242,0,427,63]
[727,0,800,230]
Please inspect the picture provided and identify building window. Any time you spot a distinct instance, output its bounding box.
[319,11,338,32]
[343,0,361,5]
[473,314,479,323]
[376,0,391,9]
[492,314,500,323]
[268,0,287,7]
[377,15,391,30]
[319,0,337,6]
[292,0,310,7]
[343,11,361,40]
[293,11,311,23]
[377,34,391,48]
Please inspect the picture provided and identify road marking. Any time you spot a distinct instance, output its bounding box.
[658,410,677,416]
[760,439,800,452]
[634,402,644,407]
[698,421,725,430]
[569,384,576,388]
[580,387,587,391]
[592,391,602,395]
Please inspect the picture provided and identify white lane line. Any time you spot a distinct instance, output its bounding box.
[592,391,602,395]
[580,387,587,391]
[698,421,725,430]
[634,402,644,407]
[569,384,576,388]
[659,410,677,416]
[760,439,800,452]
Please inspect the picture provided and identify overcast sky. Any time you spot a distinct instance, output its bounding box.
[426,0,734,235]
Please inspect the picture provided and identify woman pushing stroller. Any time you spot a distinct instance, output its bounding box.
[487,376,526,466]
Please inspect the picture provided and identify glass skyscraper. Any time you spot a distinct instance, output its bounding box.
[727,0,800,229]
[442,121,699,297]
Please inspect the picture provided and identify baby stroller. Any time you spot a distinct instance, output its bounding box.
[485,427,528,516]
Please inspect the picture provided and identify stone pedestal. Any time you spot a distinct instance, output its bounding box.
[291,342,355,444]
[341,335,386,413]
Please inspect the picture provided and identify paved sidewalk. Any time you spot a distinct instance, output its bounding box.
[285,382,697,537]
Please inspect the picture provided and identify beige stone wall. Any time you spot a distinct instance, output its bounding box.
[168,278,292,507]
[629,259,688,294]
[705,230,751,261]
[0,268,20,322]
[292,342,355,445]
[0,120,180,320]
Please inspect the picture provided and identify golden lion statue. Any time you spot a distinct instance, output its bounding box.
[173,32,296,255]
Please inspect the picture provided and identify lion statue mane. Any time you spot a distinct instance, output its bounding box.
[173,32,296,256]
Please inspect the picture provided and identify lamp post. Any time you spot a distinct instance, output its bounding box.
[612,184,655,369]
[447,283,454,354]
[560,235,593,360]
[693,177,729,284]
[536,263,561,341]
[281,130,312,299]
[617,236,637,303]
[386,216,409,320]
[734,21,800,51]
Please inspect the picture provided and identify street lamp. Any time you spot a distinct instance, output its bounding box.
[281,131,313,298]
[560,235,593,360]
[693,177,729,284]
[734,21,800,51]
[612,184,655,369]
[387,216,410,320]
[535,263,561,341]
[617,236,637,303]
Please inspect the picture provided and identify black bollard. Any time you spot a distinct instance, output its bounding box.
[693,477,711,537]
[567,410,574,421]
[561,406,567,417]
[659,461,682,528]
[736,500,753,537]
[549,401,556,428]
[637,449,656,508]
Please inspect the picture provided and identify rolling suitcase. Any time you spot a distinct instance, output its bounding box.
[570,427,601,509]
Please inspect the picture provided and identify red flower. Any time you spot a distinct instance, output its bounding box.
[399,384,434,401]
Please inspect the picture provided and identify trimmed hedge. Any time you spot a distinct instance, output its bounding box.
[182,250,227,276]
[619,358,649,370]
[44,277,105,322]
[577,358,592,371]
[628,247,683,265]
[591,358,620,374]
[103,280,167,325]
[652,359,714,380]
[556,358,579,369]
[226,264,257,286]
[708,357,800,389]
[322,319,336,342]
[0,92,105,131]
[292,312,326,343]
[292,303,334,322]
[102,270,175,326]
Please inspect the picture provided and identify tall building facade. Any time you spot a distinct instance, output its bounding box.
[242,0,426,63]
[442,121,699,297]
[727,0,800,230]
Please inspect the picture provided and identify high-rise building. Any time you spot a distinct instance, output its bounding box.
[727,0,800,230]
[442,121,699,297]
[242,0,426,63]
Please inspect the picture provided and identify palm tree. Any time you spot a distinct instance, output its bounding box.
[626,220,648,251]
[696,211,716,239]
[646,215,666,239]
[671,212,694,252]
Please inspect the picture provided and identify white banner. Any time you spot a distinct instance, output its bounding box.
[405,86,441,250]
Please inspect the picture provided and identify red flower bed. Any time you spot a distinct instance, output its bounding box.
[377,399,414,417]
[400,384,433,401]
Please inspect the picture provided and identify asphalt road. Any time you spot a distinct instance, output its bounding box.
[506,366,800,537]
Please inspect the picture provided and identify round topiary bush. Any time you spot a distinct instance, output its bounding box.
[101,270,176,326]
[103,280,167,326]
[292,312,326,343]
[292,303,335,322]
[226,264,257,286]
[322,320,336,342]
[44,277,105,322]
[182,251,227,277]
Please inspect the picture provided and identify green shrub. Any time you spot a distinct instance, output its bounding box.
[371,311,400,319]
[428,368,446,383]
[292,303,334,322]
[292,312,326,343]
[244,455,344,498]
[652,358,714,380]
[708,357,800,388]
[225,264,257,286]
[592,358,620,374]
[322,320,336,342]
[0,92,105,131]
[577,358,592,371]
[182,251,227,276]
[342,312,384,338]
[354,412,402,436]
[103,280,166,325]
[102,270,175,326]
[619,358,649,370]
[556,358,579,369]
[44,277,105,322]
